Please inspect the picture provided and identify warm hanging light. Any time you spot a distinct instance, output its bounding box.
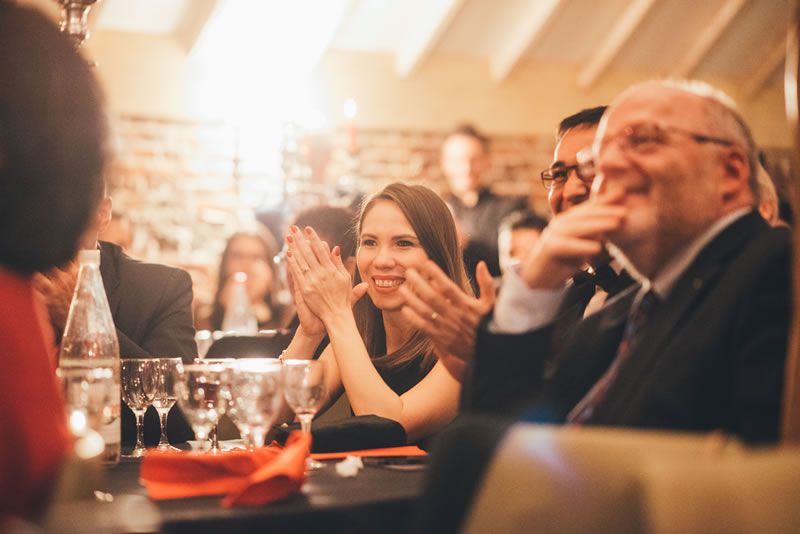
[54,0,101,49]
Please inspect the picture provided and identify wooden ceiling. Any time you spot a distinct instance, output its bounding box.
[75,0,789,99]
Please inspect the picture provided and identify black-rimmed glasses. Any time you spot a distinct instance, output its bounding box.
[540,163,594,191]
[540,163,595,191]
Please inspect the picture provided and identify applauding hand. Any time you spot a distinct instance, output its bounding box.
[400,260,495,380]
[519,189,626,290]
[285,226,368,328]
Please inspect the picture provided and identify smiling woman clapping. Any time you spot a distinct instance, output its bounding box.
[279,183,475,443]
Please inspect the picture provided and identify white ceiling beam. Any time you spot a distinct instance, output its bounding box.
[671,0,747,78]
[742,38,786,98]
[87,0,108,37]
[176,0,222,54]
[578,0,657,89]
[396,0,467,78]
[490,0,565,83]
[303,0,358,73]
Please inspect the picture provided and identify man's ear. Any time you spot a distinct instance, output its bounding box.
[720,147,751,199]
[97,197,113,234]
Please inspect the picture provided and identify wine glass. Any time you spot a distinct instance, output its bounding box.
[228,359,283,448]
[282,359,325,469]
[121,359,157,458]
[151,358,183,452]
[175,363,230,452]
[192,358,234,452]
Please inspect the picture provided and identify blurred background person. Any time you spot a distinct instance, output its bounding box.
[441,124,527,277]
[756,160,784,227]
[0,4,107,523]
[497,209,548,275]
[204,227,289,331]
[293,205,358,276]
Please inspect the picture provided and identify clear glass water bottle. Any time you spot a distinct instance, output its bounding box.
[222,271,258,335]
[59,249,121,464]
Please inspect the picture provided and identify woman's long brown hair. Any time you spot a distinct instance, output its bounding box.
[353,183,472,372]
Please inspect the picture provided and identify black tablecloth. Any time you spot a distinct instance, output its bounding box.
[100,456,425,534]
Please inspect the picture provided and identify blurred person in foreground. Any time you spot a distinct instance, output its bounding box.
[0,4,106,523]
[441,124,527,277]
[278,184,484,444]
[414,80,791,531]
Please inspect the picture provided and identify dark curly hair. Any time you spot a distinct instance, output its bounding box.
[0,5,108,274]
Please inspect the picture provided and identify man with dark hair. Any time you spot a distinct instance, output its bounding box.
[402,106,633,391]
[293,205,357,270]
[0,4,107,521]
[441,123,527,276]
[36,189,197,447]
[557,105,608,139]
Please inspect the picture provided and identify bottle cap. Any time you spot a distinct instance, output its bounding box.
[78,249,101,265]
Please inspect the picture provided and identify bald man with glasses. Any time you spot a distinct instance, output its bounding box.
[413,80,790,532]
[475,79,788,440]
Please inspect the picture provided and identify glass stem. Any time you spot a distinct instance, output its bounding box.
[135,412,145,450]
[299,415,312,434]
[158,409,169,446]
[210,425,219,450]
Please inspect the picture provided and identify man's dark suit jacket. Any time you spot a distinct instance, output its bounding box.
[459,264,633,410]
[99,241,197,446]
[466,211,790,444]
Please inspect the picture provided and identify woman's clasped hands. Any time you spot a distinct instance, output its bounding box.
[285,225,368,331]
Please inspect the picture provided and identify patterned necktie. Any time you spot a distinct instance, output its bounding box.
[567,289,659,424]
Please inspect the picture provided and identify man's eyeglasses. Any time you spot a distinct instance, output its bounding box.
[540,163,595,191]
[597,122,734,156]
[573,122,736,181]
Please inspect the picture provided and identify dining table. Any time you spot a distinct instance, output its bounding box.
[96,450,427,533]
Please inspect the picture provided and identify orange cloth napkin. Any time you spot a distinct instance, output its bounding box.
[140,431,310,508]
[311,445,427,461]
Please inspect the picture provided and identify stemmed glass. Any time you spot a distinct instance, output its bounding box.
[192,358,234,452]
[282,359,325,469]
[175,363,230,452]
[121,359,158,458]
[151,358,183,452]
[228,359,283,448]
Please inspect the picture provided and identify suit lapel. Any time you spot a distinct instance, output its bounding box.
[599,212,768,420]
[543,285,639,414]
[99,241,122,317]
